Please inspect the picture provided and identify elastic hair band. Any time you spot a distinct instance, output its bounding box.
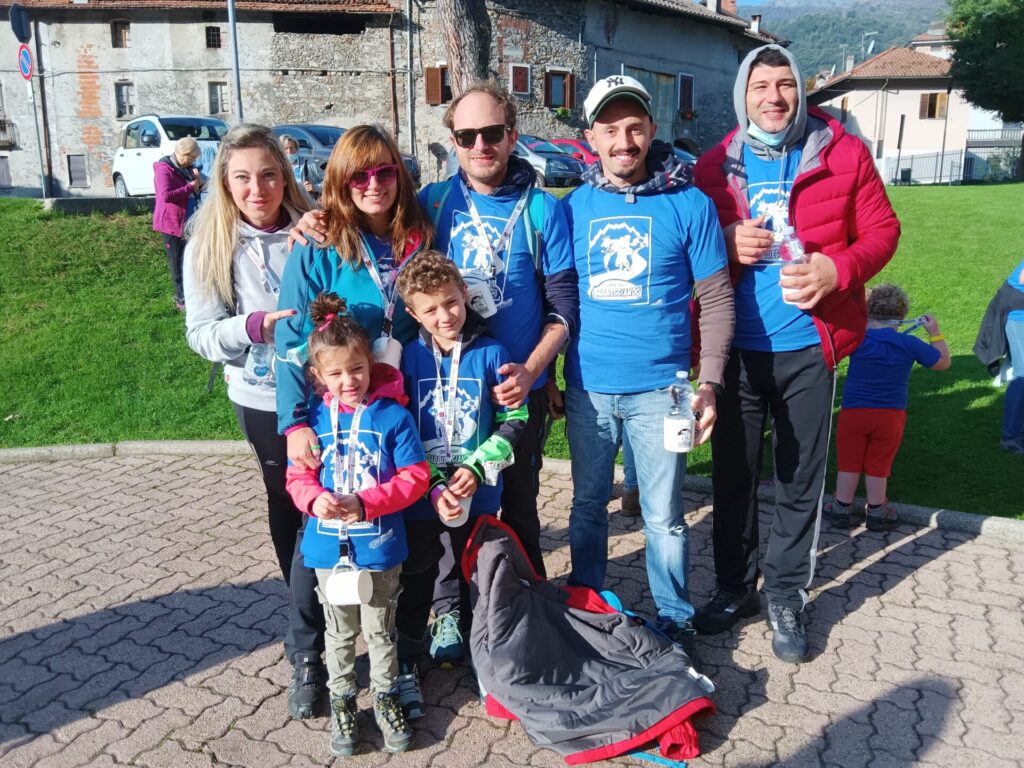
[317,313,336,332]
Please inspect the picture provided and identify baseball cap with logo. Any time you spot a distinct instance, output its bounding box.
[583,75,653,126]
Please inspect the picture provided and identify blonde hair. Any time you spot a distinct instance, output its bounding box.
[319,124,432,267]
[174,137,200,163]
[867,283,910,322]
[186,124,311,308]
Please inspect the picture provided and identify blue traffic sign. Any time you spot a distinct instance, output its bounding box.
[18,43,32,80]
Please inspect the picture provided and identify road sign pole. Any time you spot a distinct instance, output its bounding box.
[26,80,46,197]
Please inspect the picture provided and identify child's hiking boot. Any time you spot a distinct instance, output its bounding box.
[865,501,900,531]
[328,694,358,757]
[287,652,326,719]
[395,662,425,719]
[767,602,809,663]
[657,619,701,672]
[823,499,864,529]
[692,588,761,635]
[374,690,412,753]
[429,611,464,667]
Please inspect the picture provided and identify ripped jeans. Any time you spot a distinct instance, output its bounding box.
[565,385,693,623]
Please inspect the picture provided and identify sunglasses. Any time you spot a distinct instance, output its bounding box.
[349,164,399,190]
[452,124,510,149]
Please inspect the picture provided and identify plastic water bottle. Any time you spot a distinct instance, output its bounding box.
[663,371,695,453]
[778,226,807,304]
[243,343,275,387]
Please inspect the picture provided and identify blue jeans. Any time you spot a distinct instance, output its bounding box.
[565,386,693,624]
[622,431,638,491]
[1004,313,1024,442]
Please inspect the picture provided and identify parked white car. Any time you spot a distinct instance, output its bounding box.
[112,115,229,197]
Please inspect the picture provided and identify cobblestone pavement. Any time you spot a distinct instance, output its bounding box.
[2,453,1023,768]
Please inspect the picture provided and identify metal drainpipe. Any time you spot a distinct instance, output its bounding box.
[406,0,416,156]
[388,20,399,139]
[33,20,53,197]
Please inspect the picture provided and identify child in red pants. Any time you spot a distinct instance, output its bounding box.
[825,284,950,530]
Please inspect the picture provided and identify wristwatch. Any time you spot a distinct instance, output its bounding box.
[700,381,725,395]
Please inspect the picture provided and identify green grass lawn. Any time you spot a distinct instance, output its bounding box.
[2,185,1022,518]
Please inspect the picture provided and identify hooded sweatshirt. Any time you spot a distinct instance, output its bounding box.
[184,207,300,412]
[560,141,732,393]
[420,155,579,386]
[400,311,527,521]
[285,363,430,571]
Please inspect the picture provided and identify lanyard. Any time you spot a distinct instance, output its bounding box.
[458,179,529,278]
[240,238,281,296]
[431,335,463,469]
[359,234,407,338]
[330,397,367,495]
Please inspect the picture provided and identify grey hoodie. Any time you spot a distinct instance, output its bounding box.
[183,207,300,412]
[734,44,807,159]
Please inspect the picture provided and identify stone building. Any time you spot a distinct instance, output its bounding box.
[0,0,773,196]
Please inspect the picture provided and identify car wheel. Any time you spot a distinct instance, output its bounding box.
[113,176,129,198]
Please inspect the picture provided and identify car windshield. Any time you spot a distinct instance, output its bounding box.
[160,118,229,141]
[530,141,564,154]
[304,126,346,146]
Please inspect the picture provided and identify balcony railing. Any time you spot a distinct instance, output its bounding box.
[967,127,1023,147]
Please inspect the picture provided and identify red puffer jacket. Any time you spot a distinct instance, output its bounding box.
[694,107,900,369]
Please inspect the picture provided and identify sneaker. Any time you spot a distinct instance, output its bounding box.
[1000,437,1024,454]
[328,694,358,757]
[692,589,761,635]
[767,602,809,663]
[823,498,864,529]
[659,619,701,672]
[287,652,326,719]
[395,662,425,720]
[374,690,412,753]
[429,611,464,668]
[865,501,900,531]
[620,487,641,517]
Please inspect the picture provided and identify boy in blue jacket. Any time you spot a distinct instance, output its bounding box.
[392,250,528,719]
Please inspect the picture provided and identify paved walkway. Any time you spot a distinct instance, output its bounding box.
[1,452,1022,767]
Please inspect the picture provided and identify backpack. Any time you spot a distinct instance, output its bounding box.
[425,179,548,277]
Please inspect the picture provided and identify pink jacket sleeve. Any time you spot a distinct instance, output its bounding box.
[154,163,194,207]
[830,141,901,292]
[285,465,326,515]
[357,461,431,521]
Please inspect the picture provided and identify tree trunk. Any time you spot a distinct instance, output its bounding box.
[437,0,492,96]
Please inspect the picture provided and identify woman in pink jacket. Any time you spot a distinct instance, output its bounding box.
[153,137,203,310]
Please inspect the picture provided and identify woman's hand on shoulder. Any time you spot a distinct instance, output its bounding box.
[288,209,328,249]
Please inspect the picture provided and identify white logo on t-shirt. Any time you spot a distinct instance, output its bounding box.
[415,376,482,466]
[585,217,652,303]
[449,212,511,309]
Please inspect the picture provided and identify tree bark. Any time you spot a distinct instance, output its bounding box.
[437,0,492,96]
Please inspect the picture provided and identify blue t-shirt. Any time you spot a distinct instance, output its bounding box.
[401,333,511,520]
[1009,258,1024,293]
[299,397,425,570]
[841,327,941,410]
[560,183,727,394]
[420,180,575,390]
[733,144,820,352]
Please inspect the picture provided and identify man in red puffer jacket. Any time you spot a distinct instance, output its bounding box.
[692,44,899,663]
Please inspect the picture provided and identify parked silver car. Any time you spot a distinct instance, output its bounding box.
[112,114,228,197]
[271,124,421,187]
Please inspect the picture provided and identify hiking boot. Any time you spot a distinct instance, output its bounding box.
[328,694,358,757]
[620,487,641,517]
[767,602,809,663]
[429,611,464,668]
[395,662,425,720]
[692,589,761,635]
[865,501,900,531]
[287,652,326,719]
[823,498,864,529]
[374,690,412,753]
[659,619,701,672]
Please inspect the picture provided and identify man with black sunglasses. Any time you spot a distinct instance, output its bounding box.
[417,79,578,663]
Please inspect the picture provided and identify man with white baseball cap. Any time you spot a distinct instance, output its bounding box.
[558,74,735,667]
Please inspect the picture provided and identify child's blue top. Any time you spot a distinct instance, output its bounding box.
[559,182,726,394]
[841,327,941,410]
[300,398,424,570]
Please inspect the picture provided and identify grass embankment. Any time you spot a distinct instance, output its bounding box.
[2,185,1022,517]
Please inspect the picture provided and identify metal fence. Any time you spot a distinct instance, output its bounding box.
[884,147,1021,185]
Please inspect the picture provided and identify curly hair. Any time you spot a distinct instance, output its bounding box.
[867,283,910,322]
[396,250,464,302]
[307,292,373,367]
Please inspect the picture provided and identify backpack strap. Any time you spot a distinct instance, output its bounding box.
[522,186,547,277]
[425,181,453,234]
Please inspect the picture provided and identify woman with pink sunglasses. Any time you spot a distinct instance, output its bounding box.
[275,125,432,472]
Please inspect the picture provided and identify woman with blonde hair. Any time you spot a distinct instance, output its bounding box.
[182,123,328,721]
[153,136,202,309]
